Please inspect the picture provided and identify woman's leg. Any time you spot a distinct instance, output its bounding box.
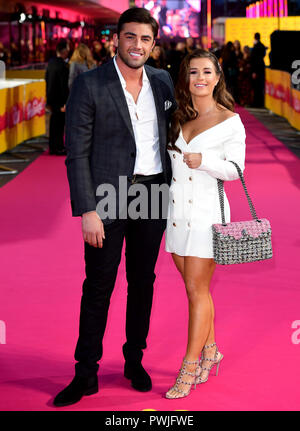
[166,255,216,398]
[172,253,216,346]
[171,253,184,278]
[184,257,216,361]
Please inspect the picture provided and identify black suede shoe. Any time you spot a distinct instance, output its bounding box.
[53,375,98,407]
[124,362,152,392]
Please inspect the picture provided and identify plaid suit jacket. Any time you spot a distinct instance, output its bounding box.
[65,58,176,222]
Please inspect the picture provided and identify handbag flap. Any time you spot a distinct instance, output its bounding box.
[212,218,271,240]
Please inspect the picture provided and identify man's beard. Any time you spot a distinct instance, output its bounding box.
[117,49,147,70]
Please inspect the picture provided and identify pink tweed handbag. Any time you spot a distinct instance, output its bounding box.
[212,161,273,265]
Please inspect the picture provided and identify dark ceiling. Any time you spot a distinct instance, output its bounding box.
[28,0,121,23]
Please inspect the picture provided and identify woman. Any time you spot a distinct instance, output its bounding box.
[237,46,254,107]
[220,41,238,101]
[92,40,107,65]
[165,49,246,399]
[146,45,166,69]
[68,43,96,89]
[101,40,116,64]
[233,40,243,62]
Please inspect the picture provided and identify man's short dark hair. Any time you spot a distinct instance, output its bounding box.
[56,39,68,54]
[117,7,159,38]
[254,32,261,40]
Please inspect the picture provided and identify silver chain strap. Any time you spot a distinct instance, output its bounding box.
[217,161,259,226]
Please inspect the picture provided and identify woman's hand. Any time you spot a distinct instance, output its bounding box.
[183,152,202,169]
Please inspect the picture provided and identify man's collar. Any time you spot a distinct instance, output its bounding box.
[113,55,149,88]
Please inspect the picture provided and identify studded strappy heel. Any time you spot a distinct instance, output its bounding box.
[197,342,223,384]
[165,358,201,399]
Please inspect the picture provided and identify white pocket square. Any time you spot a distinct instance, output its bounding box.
[164,100,172,111]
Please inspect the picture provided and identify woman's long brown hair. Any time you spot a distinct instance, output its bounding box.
[168,49,235,152]
[69,43,96,69]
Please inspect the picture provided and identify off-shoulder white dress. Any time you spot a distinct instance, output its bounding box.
[165,114,246,258]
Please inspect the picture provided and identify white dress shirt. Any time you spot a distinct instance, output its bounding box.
[113,56,162,175]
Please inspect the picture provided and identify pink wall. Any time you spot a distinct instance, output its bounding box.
[11,0,130,20]
[96,0,129,14]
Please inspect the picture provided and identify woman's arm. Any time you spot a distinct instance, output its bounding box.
[197,124,246,181]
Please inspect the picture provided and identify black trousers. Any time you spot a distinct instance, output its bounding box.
[74,174,167,377]
[49,110,65,153]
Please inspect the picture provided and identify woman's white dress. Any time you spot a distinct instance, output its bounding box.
[165,114,246,258]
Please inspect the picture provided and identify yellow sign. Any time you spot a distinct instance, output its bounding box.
[225,16,300,67]
[0,80,46,154]
[265,68,300,130]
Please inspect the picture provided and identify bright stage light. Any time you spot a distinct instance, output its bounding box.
[19,13,26,23]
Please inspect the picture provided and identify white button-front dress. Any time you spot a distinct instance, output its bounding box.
[165,114,246,258]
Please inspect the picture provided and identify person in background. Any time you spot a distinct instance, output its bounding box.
[186,37,195,54]
[102,40,116,64]
[176,41,187,57]
[250,32,267,108]
[0,42,8,64]
[146,44,166,69]
[92,40,107,65]
[45,39,70,156]
[9,41,21,67]
[220,41,238,102]
[237,46,253,107]
[233,40,243,62]
[165,39,184,85]
[210,41,221,60]
[195,38,203,50]
[68,43,97,90]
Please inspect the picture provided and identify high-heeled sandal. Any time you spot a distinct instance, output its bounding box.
[197,342,223,384]
[165,358,201,399]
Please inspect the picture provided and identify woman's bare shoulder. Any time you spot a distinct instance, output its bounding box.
[217,105,237,121]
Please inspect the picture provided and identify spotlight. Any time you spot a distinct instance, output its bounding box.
[19,13,26,23]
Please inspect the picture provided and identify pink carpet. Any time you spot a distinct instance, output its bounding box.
[1,106,300,411]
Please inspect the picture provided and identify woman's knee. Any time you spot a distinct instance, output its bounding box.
[185,278,210,302]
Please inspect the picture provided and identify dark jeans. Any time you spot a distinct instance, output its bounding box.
[49,110,65,153]
[74,174,167,377]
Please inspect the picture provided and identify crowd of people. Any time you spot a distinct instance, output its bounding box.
[144,33,267,108]
[86,33,266,109]
[44,32,266,155]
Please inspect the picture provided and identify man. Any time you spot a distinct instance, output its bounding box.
[250,32,267,108]
[53,7,176,407]
[45,39,69,155]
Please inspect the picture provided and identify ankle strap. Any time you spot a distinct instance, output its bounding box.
[183,357,199,365]
[203,343,216,349]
